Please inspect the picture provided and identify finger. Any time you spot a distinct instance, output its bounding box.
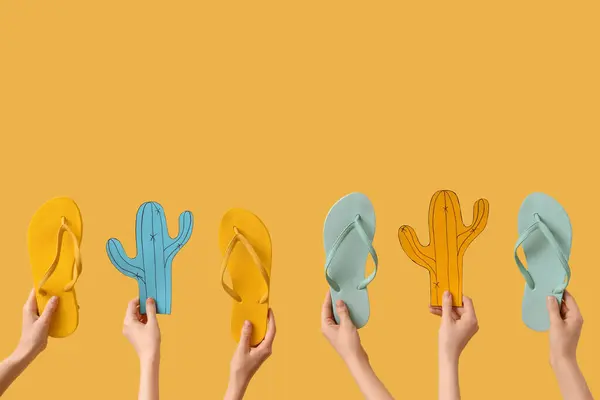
[335,300,354,328]
[434,305,461,320]
[125,298,140,322]
[562,291,581,316]
[461,296,477,321]
[145,298,158,325]
[237,320,253,352]
[132,306,143,324]
[23,289,38,317]
[429,307,461,320]
[38,296,59,326]
[441,291,454,323]
[429,307,443,317]
[546,295,563,325]
[321,291,335,326]
[257,309,277,353]
[452,309,461,320]
[263,309,276,344]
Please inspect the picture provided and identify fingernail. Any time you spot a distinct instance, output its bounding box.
[547,296,554,302]
[244,320,251,329]
[336,300,343,308]
[49,296,58,304]
[444,291,450,300]
[147,298,155,305]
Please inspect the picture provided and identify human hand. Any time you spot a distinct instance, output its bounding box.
[15,289,58,361]
[227,310,276,397]
[0,290,58,397]
[321,291,367,365]
[430,291,479,363]
[122,298,161,363]
[547,291,583,367]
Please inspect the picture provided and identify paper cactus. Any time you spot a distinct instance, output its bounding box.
[106,202,193,314]
[398,190,489,307]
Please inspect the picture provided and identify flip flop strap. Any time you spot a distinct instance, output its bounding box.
[325,215,378,292]
[514,213,571,294]
[38,217,82,296]
[220,227,270,304]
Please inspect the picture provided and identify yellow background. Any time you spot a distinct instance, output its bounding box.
[0,1,598,399]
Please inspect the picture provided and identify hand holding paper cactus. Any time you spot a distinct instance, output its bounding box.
[398,190,489,307]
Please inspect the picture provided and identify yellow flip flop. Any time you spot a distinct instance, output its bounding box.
[27,197,83,338]
[219,209,272,347]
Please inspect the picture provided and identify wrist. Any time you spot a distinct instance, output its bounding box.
[550,354,578,371]
[139,350,160,368]
[344,346,369,366]
[3,347,35,377]
[345,350,371,375]
[439,349,460,367]
[228,369,250,389]
[226,373,249,400]
[10,344,37,366]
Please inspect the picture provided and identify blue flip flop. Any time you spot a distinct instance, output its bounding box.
[323,192,378,328]
[515,192,572,332]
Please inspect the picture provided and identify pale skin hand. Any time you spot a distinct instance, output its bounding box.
[123,298,161,400]
[547,291,594,400]
[321,291,394,400]
[224,310,276,400]
[0,289,58,396]
[429,291,479,400]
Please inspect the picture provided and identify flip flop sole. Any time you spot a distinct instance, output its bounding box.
[219,209,272,346]
[28,197,83,338]
[324,192,376,329]
[518,192,572,332]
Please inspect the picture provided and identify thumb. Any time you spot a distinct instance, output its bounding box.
[38,296,59,326]
[546,296,563,326]
[335,300,353,328]
[238,320,252,351]
[441,291,453,323]
[145,298,158,324]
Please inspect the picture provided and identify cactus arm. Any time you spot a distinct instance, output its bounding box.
[398,225,436,276]
[458,199,490,254]
[106,238,145,284]
[165,211,193,263]
[164,211,193,253]
[464,199,489,232]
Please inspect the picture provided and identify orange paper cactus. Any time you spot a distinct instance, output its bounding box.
[398,190,489,307]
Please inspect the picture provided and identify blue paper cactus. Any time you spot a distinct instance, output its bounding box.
[106,201,193,314]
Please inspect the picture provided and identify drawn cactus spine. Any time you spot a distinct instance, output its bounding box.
[106,201,193,314]
[398,190,489,307]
